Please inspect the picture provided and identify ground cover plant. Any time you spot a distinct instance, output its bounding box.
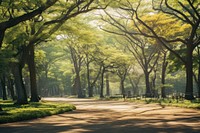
[144,98,200,109]
[0,100,76,123]
[103,97,200,109]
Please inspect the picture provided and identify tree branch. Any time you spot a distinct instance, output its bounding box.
[0,0,58,48]
[165,0,193,25]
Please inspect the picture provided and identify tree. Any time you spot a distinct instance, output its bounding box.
[101,0,199,100]
[131,0,200,100]
[114,52,132,95]
[84,43,102,97]
[0,0,59,103]
[62,32,88,98]
[24,0,110,99]
[128,67,142,96]
[0,0,110,103]
[101,12,160,97]
[35,41,68,96]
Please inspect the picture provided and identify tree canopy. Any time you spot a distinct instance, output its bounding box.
[0,0,199,108]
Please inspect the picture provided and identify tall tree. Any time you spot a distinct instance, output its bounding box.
[1,0,110,102]
[160,50,169,98]
[131,0,200,100]
[102,0,199,99]
[84,44,102,97]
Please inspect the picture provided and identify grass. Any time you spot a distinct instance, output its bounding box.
[143,98,200,109]
[0,100,76,124]
[101,97,200,109]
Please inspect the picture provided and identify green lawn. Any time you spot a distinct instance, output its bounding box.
[144,98,200,109]
[102,97,200,109]
[0,100,76,124]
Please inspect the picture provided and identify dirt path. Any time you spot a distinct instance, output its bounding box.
[0,98,200,133]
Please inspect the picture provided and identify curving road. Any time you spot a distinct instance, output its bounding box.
[0,98,200,133]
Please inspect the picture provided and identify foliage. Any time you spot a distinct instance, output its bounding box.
[0,100,76,123]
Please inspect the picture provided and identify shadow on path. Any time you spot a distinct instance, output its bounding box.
[0,98,200,133]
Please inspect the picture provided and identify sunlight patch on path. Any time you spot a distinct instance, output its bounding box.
[0,97,200,133]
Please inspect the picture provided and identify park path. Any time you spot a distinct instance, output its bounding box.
[0,98,200,133]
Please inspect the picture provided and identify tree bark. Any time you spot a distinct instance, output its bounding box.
[106,73,110,96]
[69,46,83,98]
[7,78,15,100]
[86,58,93,97]
[76,72,83,98]
[71,81,77,95]
[12,64,28,104]
[0,74,7,100]
[144,71,151,97]
[0,30,5,49]
[100,67,105,98]
[120,79,125,95]
[196,47,200,98]
[185,45,195,100]
[151,69,157,97]
[198,59,200,98]
[161,52,168,98]
[28,44,39,102]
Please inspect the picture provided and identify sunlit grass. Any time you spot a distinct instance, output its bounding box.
[102,97,200,109]
[149,98,200,109]
[0,100,76,123]
[142,98,199,109]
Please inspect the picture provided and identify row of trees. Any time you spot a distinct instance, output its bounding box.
[0,0,199,112]
[0,0,111,110]
[101,0,200,100]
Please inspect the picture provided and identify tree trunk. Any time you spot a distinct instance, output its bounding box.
[100,67,105,98]
[71,82,77,95]
[7,78,16,100]
[198,59,200,98]
[76,73,83,98]
[0,30,5,49]
[129,77,136,95]
[0,82,2,98]
[151,69,157,97]
[12,64,28,104]
[71,69,77,95]
[70,46,83,98]
[161,66,166,98]
[120,79,125,95]
[197,48,200,98]
[185,45,195,100]
[90,66,102,97]
[1,74,7,100]
[28,44,39,102]
[86,60,93,97]
[144,71,151,97]
[161,53,168,98]
[106,73,110,96]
